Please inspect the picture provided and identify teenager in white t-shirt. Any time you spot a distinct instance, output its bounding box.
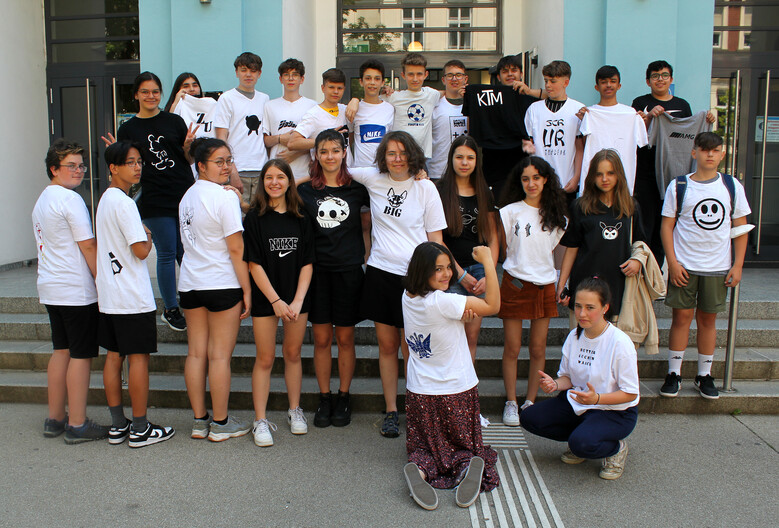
[178,138,252,442]
[350,59,394,168]
[98,141,174,448]
[498,157,568,426]
[262,59,317,181]
[214,52,270,204]
[348,131,447,438]
[521,278,640,480]
[33,139,108,443]
[429,59,468,179]
[401,243,500,509]
[165,72,217,139]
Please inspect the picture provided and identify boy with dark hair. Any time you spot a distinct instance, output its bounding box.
[214,52,270,203]
[659,132,750,400]
[262,58,316,181]
[429,59,469,179]
[578,65,647,195]
[34,139,109,444]
[350,59,394,168]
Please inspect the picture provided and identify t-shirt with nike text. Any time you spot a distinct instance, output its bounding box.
[350,100,394,168]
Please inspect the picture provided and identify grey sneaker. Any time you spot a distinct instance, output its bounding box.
[600,440,628,480]
[44,416,68,438]
[502,401,519,426]
[288,407,308,435]
[208,416,251,442]
[561,448,586,464]
[191,417,210,439]
[455,456,485,508]
[64,418,110,445]
[252,418,277,447]
[403,463,438,510]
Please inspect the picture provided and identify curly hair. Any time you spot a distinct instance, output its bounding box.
[499,156,567,231]
[374,131,426,176]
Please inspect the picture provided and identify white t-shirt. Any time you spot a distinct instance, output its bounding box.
[661,173,751,274]
[500,200,566,285]
[174,95,217,138]
[262,96,317,180]
[350,100,394,168]
[95,188,155,314]
[429,98,467,179]
[350,167,447,276]
[558,324,640,416]
[524,98,583,187]
[382,86,441,158]
[178,179,244,292]
[294,104,353,166]
[579,104,648,195]
[403,289,478,395]
[213,88,270,172]
[32,185,97,306]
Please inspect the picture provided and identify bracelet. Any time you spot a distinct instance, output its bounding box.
[278,134,282,146]
[595,393,600,405]
[457,271,467,284]
[271,298,281,304]
[554,380,559,391]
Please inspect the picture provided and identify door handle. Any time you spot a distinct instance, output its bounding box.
[756,70,770,254]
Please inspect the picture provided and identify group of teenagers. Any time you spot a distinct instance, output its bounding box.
[34,48,751,510]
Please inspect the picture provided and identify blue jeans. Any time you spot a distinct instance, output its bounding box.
[520,390,638,459]
[144,216,183,310]
[446,263,486,299]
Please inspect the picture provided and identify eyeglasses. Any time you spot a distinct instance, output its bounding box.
[281,73,301,80]
[122,160,144,168]
[60,163,88,173]
[386,152,408,160]
[206,157,234,168]
[444,73,467,80]
[650,72,671,80]
[138,89,161,96]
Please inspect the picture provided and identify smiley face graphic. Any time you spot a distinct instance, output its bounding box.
[693,198,725,230]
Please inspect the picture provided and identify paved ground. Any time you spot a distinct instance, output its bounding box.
[1,404,776,527]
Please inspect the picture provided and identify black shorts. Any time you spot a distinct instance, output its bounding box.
[309,266,365,326]
[98,311,157,356]
[45,303,99,359]
[179,288,242,312]
[361,265,404,328]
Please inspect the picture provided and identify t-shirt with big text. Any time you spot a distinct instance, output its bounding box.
[462,84,536,149]
[262,96,317,181]
[524,98,583,188]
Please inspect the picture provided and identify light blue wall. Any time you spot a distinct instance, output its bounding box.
[564,0,714,112]
[139,0,284,98]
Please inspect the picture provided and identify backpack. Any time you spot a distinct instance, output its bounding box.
[675,173,736,219]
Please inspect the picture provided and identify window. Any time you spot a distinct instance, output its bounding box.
[448,7,472,50]
[403,8,425,50]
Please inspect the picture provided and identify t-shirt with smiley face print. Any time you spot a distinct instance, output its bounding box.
[661,172,750,274]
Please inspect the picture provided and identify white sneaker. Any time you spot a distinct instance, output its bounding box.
[503,401,520,426]
[520,400,534,411]
[252,418,277,447]
[288,407,308,435]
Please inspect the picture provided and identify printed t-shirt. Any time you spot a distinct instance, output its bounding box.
[524,98,583,187]
[213,88,270,172]
[178,179,243,292]
[441,194,483,268]
[32,185,97,306]
[262,96,317,180]
[462,84,536,149]
[429,97,467,179]
[500,200,566,285]
[117,111,194,218]
[95,188,155,314]
[350,100,394,168]
[647,112,711,194]
[295,104,352,166]
[174,95,217,138]
[579,104,648,195]
[382,86,440,158]
[402,289,478,395]
[661,173,750,274]
[298,181,370,270]
[350,167,447,276]
[558,324,640,415]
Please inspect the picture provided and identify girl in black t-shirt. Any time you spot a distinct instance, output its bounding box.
[436,135,497,361]
[243,159,314,446]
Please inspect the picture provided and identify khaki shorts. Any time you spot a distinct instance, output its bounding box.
[665,273,728,313]
[239,171,261,204]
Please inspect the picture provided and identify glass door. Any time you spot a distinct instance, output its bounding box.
[752,69,779,258]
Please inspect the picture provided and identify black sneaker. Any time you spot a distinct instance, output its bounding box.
[381,411,399,438]
[128,422,175,448]
[43,416,67,438]
[659,373,681,397]
[694,375,720,400]
[161,307,186,331]
[109,419,131,445]
[313,393,332,428]
[64,418,110,445]
[331,391,352,427]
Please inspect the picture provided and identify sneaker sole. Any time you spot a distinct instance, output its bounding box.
[108,435,129,445]
[599,468,624,480]
[253,436,274,447]
[160,313,187,332]
[290,427,308,435]
[659,390,679,398]
[43,430,65,438]
[502,419,520,427]
[331,416,351,427]
[208,428,251,442]
[64,434,107,445]
[455,457,485,508]
[561,454,586,465]
[191,431,209,439]
[128,430,175,448]
[695,385,720,400]
[313,417,331,428]
[403,463,438,510]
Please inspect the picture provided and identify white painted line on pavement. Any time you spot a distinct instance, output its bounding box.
[469,500,480,527]
[479,492,494,528]
[514,449,553,528]
[490,486,509,528]
[494,455,523,527]
[525,451,566,528]
[505,450,537,528]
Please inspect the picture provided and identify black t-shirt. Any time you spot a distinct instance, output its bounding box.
[559,199,645,315]
[297,181,369,270]
[243,208,315,311]
[631,95,692,183]
[117,111,194,218]
[442,194,483,268]
[462,84,537,149]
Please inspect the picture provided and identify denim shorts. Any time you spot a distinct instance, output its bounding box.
[446,263,486,299]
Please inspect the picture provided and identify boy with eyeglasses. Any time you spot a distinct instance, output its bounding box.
[33,138,110,444]
[262,58,316,181]
[429,59,469,179]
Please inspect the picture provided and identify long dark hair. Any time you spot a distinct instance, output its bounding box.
[188,137,229,177]
[375,131,426,176]
[574,277,612,338]
[164,72,203,112]
[436,135,494,243]
[579,149,634,219]
[403,242,456,296]
[131,71,162,112]
[251,159,303,217]
[500,156,567,231]
[309,129,352,190]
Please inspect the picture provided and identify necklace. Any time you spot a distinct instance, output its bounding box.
[584,321,609,340]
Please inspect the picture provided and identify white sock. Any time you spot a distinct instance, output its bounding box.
[698,354,714,377]
[668,350,685,375]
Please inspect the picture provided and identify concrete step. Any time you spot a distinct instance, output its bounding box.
[0,370,775,415]
[2,340,778,381]
[2,312,779,348]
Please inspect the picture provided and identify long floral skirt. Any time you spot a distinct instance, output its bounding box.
[405,386,499,492]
